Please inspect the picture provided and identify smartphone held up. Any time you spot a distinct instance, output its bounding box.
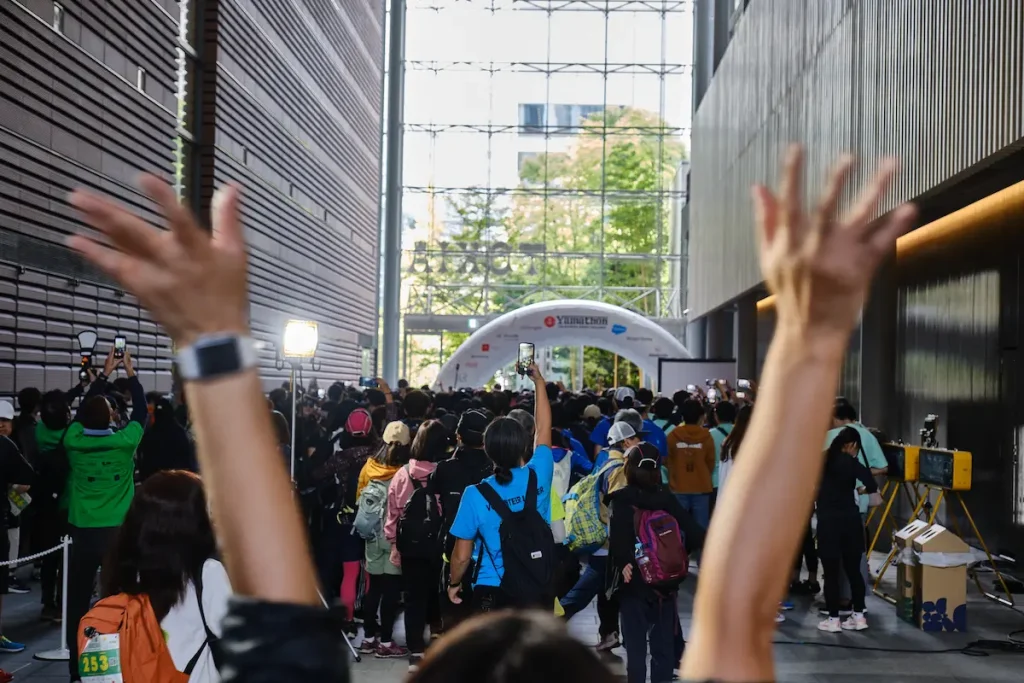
[516,342,535,377]
[359,376,378,388]
[114,335,127,359]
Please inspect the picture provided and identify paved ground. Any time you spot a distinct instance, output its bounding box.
[4,555,1023,682]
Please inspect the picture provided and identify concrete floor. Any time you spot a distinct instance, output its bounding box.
[6,555,1024,682]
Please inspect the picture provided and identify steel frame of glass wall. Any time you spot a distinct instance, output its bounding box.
[398,0,692,384]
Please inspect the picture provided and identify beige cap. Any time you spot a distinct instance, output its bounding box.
[382,420,411,446]
[583,404,602,420]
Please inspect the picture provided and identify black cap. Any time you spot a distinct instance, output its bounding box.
[457,409,490,437]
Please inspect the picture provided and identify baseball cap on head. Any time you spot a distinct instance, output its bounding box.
[615,387,636,404]
[382,420,411,446]
[457,409,490,437]
[0,400,13,421]
[345,408,373,437]
[582,404,602,420]
[607,421,638,446]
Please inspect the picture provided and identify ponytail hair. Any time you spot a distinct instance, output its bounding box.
[483,417,528,484]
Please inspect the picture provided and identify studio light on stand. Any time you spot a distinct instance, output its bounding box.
[282,320,319,481]
[76,329,98,372]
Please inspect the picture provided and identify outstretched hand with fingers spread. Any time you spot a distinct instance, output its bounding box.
[753,147,917,343]
[68,177,249,348]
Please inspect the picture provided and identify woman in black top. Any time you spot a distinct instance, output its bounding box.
[815,426,877,632]
[608,443,705,683]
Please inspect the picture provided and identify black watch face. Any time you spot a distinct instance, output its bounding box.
[197,339,241,376]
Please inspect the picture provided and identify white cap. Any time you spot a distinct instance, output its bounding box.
[0,400,14,421]
[607,421,638,446]
[615,387,636,403]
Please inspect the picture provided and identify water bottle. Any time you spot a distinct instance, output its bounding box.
[635,542,653,584]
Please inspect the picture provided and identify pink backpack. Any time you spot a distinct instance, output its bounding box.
[634,509,688,588]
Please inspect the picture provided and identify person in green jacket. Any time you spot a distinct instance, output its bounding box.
[64,347,147,681]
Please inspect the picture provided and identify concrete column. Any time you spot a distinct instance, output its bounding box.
[705,309,734,359]
[692,0,714,110]
[734,294,757,380]
[380,0,407,385]
[712,0,732,71]
[685,316,707,358]
[859,252,898,435]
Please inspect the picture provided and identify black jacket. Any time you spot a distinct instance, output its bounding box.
[0,435,36,527]
[816,451,877,516]
[606,485,705,600]
[431,446,493,557]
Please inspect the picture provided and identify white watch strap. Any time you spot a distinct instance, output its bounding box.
[176,335,259,380]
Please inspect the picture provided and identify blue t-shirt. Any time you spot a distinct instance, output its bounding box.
[589,416,612,449]
[643,418,668,460]
[449,444,554,588]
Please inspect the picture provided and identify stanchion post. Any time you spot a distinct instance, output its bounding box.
[34,535,72,662]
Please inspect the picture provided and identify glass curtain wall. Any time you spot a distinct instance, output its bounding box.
[400,0,692,387]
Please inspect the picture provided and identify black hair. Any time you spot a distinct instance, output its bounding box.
[366,389,386,407]
[39,390,71,431]
[721,404,752,463]
[828,425,862,458]
[403,390,431,419]
[715,401,737,424]
[624,446,662,491]
[672,390,689,408]
[596,397,613,417]
[102,470,216,621]
[834,403,858,422]
[409,611,617,683]
[483,417,528,485]
[112,377,131,395]
[398,379,409,389]
[151,396,176,425]
[16,387,41,415]
[80,395,113,430]
[411,419,450,463]
[681,399,704,425]
[327,382,344,403]
[549,402,568,429]
[545,382,559,403]
[652,397,674,421]
[635,387,654,407]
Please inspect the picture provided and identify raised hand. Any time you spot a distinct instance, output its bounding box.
[68,176,249,348]
[753,146,917,346]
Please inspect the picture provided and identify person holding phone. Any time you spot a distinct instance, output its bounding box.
[63,345,148,679]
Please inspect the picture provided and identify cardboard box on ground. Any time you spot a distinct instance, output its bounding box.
[912,524,969,632]
[894,520,930,625]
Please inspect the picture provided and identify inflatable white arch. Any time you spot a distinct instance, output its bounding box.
[436,300,690,389]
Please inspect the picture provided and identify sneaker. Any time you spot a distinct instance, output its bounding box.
[806,580,821,595]
[779,600,795,611]
[359,638,379,654]
[40,604,62,623]
[842,613,869,631]
[817,617,842,633]
[408,652,424,673]
[0,637,25,654]
[595,632,621,652]
[375,641,409,659]
[6,579,29,595]
[775,612,786,624]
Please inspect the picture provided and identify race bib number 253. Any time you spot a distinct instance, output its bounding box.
[79,633,123,682]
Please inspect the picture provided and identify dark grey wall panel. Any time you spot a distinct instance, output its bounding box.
[209,0,385,387]
[1,0,178,399]
[688,0,1024,318]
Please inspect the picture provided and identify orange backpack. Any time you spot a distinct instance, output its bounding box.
[77,594,191,683]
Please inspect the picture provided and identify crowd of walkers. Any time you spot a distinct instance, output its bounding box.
[0,143,914,682]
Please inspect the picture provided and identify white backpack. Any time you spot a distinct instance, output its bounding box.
[353,479,390,540]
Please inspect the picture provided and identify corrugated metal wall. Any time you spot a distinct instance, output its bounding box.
[688,0,1024,318]
[1,0,180,396]
[207,0,385,386]
[1,0,386,398]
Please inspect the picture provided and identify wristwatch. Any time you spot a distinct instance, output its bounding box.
[176,334,259,381]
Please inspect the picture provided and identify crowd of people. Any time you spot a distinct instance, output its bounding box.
[0,144,915,682]
[0,356,889,683]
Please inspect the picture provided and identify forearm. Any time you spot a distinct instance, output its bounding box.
[534,382,551,447]
[127,377,147,424]
[449,542,472,585]
[684,329,845,681]
[186,369,318,606]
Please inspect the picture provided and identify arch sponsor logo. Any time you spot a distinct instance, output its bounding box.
[611,324,627,335]
[542,315,609,330]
